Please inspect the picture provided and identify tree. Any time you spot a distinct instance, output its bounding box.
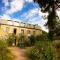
[34,0,60,40]
[54,19,60,39]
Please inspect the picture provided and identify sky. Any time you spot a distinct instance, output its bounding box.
[0,0,50,32]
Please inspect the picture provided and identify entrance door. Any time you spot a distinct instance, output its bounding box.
[13,28,17,35]
[13,28,17,45]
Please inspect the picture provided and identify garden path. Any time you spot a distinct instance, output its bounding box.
[9,47,28,60]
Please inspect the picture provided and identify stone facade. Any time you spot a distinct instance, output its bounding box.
[0,19,42,46]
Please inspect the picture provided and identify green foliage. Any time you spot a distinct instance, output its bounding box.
[34,0,60,40]
[36,33,49,41]
[7,33,16,46]
[0,40,12,60]
[52,40,60,60]
[27,48,41,60]
[29,35,36,46]
[25,35,37,46]
[53,40,60,49]
[24,37,31,47]
[27,40,60,60]
[54,25,60,40]
[18,33,26,48]
[18,34,36,47]
[27,41,54,60]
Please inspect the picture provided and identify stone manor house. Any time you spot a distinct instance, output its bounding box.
[0,19,42,45]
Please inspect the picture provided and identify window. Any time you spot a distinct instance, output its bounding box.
[21,29,24,34]
[33,31,35,35]
[6,27,9,33]
[27,30,30,34]
[0,25,1,29]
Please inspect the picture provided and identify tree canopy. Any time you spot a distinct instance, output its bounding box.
[34,0,60,12]
[34,0,60,40]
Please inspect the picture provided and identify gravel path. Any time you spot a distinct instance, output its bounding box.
[10,47,28,60]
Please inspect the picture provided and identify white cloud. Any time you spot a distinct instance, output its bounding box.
[12,18,22,22]
[21,8,48,32]
[6,0,24,14]
[1,0,48,32]
[25,0,33,2]
[56,10,60,19]
[3,0,9,6]
[28,17,48,32]
[21,8,40,20]
[0,14,11,20]
[0,14,22,22]
[38,8,48,20]
[21,8,48,21]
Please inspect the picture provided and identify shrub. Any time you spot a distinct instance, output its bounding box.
[52,40,60,48]
[0,40,12,60]
[36,34,49,42]
[52,40,60,60]
[29,35,36,46]
[7,33,16,46]
[18,33,26,48]
[27,41,54,60]
[17,34,36,48]
[24,37,31,47]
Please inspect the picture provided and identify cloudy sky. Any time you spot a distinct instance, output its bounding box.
[0,0,49,32]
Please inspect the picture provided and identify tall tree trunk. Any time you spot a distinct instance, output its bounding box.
[48,3,57,40]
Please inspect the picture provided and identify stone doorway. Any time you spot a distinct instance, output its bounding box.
[13,28,17,46]
[13,28,17,35]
